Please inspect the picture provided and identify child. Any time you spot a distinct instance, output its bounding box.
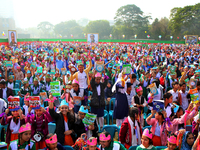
[112,72,129,127]
[83,137,100,150]
[74,105,98,139]
[61,82,74,111]
[70,79,86,113]
[8,123,36,150]
[169,81,182,105]
[119,107,142,149]
[132,86,147,127]
[179,82,189,110]
[49,99,75,146]
[26,106,53,149]
[1,108,25,149]
[18,79,31,106]
[146,109,171,146]
[22,94,34,116]
[43,134,65,150]
[125,82,133,106]
[163,93,174,118]
[164,134,179,150]
[90,71,108,129]
[30,78,43,96]
[179,130,195,150]
[136,128,157,150]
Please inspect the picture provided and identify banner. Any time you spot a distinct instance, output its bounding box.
[61,68,66,75]
[122,64,132,75]
[29,96,41,109]
[82,113,97,125]
[8,96,20,111]
[96,61,104,72]
[5,61,13,67]
[50,81,61,96]
[189,88,199,104]
[73,96,81,106]
[50,69,56,75]
[31,62,36,68]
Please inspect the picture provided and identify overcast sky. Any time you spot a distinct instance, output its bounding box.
[11,0,199,28]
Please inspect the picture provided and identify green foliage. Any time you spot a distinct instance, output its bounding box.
[37,21,54,38]
[84,20,111,39]
[169,3,200,37]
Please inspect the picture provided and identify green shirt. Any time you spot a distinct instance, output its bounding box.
[101,141,126,150]
[136,145,157,150]
[8,139,36,150]
[19,86,31,97]
[105,68,112,80]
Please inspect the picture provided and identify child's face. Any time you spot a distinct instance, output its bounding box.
[173,84,179,90]
[24,101,29,106]
[127,86,132,92]
[167,142,177,150]
[72,84,79,91]
[137,90,143,96]
[88,145,97,150]
[180,84,186,91]
[141,135,150,148]
[12,110,19,117]
[33,81,38,86]
[60,105,69,115]
[21,130,31,142]
[9,79,13,83]
[35,108,43,117]
[186,133,194,146]
[167,96,173,104]
[107,83,111,88]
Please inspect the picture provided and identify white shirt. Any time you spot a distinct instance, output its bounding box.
[7,82,14,90]
[169,89,179,102]
[165,104,173,118]
[0,99,7,114]
[132,95,147,107]
[64,120,69,132]
[3,88,7,100]
[126,79,140,96]
[96,85,101,96]
[154,122,161,136]
[180,90,189,110]
[78,71,87,89]
[126,91,134,106]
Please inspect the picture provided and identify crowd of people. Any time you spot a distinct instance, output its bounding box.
[0,42,200,150]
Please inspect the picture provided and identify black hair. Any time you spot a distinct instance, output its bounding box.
[101,131,112,140]
[18,131,30,150]
[158,112,165,120]
[197,81,200,86]
[46,133,54,139]
[173,101,180,106]
[163,93,172,101]
[129,107,139,135]
[172,81,179,87]
[179,82,186,87]
[152,78,160,88]
[132,74,137,79]
[186,132,193,142]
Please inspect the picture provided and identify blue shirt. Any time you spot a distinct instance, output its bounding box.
[56,59,64,71]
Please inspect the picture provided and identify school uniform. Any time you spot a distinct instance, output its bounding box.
[70,88,85,113]
[6,81,16,90]
[9,139,36,150]
[30,84,43,96]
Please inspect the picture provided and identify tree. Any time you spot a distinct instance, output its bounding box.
[114,4,151,39]
[84,20,111,39]
[37,21,54,38]
[169,3,200,37]
[54,20,82,38]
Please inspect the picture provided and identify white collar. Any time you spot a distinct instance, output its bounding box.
[140,144,154,149]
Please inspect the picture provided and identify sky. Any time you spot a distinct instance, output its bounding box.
[9,0,200,28]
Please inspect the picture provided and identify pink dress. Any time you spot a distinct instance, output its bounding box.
[61,93,74,109]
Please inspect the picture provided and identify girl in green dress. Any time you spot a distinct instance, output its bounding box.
[9,123,36,150]
[136,128,157,150]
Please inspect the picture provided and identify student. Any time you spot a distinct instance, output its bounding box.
[125,82,133,106]
[8,123,36,150]
[30,78,43,96]
[99,131,126,150]
[169,81,182,105]
[74,105,98,139]
[70,79,86,113]
[136,128,157,150]
[163,93,174,118]
[22,94,34,116]
[18,79,31,98]
[119,107,142,149]
[164,134,179,150]
[132,86,147,127]
[112,72,129,127]
[5,67,16,90]
[146,109,171,146]
[105,80,115,108]
[83,137,100,150]
[1,108,25,149]
[43,134,65,150]
[179,130,195,150]
[26,106,53,149]
[49,99,75,146]
[90,71,108,129]
[0,79,14,100]
[40,74,51,97]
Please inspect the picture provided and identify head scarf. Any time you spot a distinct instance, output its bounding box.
[181,131,194,150]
